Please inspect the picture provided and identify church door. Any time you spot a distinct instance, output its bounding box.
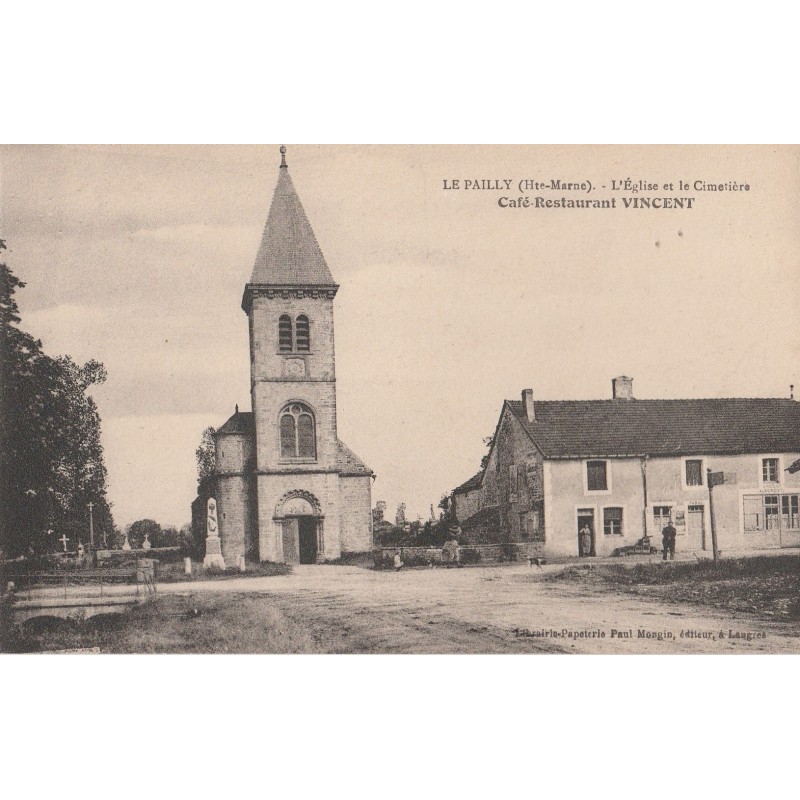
[298,517,318,564]
[282,519,299,564]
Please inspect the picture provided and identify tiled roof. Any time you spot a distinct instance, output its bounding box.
[336,439,373,476]
[454,471,483,494]
[248,167,337,287]
[507,398,800,458]
[215,410,254,436]
[461,505,500,530]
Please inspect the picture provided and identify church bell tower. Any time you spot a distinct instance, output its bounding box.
[242,145,340,476]
[218,146,373,564]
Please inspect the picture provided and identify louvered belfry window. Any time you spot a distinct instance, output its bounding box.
[295,315,310,352]
[279,403,316,459]
[278,314,310,352]
[278,315,293,352]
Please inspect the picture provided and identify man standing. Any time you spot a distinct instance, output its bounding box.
[662,519,677,561]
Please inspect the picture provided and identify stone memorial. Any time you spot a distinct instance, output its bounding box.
[203,498,226,569]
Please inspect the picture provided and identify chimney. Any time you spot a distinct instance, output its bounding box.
[522,388,535,421]
[612,376,634,400]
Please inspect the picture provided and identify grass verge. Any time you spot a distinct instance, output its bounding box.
[155,561,291,583]
[546,555,800,621]
[3,592,342,654]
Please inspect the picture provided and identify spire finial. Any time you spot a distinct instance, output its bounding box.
[279,145,287,168]
[791,385,795,400]
[235,403,239,414]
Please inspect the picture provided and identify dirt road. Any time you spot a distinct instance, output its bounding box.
[152,564,800,654]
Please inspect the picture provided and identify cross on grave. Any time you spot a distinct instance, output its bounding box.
[59,534,69,552]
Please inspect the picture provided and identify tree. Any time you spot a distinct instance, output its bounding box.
[0,243,114,556]
[178,523,194,555]
[196,426,216,485]
[157,525,180,548]
[438,493,455,523]
[395,502,406,527]
[372,500,386,525]
[127,519,162,550]
[479,435,494,470]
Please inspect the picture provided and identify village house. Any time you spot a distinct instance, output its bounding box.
[451,377,800,558]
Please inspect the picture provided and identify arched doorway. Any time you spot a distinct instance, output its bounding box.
[275,491,324,564]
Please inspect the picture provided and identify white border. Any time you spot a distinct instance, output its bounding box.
[3,4,798,797]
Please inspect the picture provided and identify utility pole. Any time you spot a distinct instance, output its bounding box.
[707,468,720,564]
[88,501,96,566]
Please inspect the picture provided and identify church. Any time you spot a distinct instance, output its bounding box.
[211,147,374,565]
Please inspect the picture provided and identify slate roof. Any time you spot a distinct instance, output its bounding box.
[212,411,372,475]
[506,398,800,458]
[453,471,483,495]
[215,410,255,436]
[248,166,337,288]
[336,439,374,477]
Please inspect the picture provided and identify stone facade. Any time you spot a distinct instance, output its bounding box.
[208,152,373,565]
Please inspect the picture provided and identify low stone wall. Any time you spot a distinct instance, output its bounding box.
[377,542,534,566]
[96,547,183,565]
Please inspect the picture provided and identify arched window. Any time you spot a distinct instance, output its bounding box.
[295,315,310,352]
[278,315,293,352]
[279,403,316,459]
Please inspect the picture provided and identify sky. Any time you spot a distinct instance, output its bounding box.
[1,144,798,530]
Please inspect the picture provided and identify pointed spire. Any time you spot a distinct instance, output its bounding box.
[243,151,337,306]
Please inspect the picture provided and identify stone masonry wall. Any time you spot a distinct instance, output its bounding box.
[493,408,544,541]
[216,474,256,566]
[339,475,373,553]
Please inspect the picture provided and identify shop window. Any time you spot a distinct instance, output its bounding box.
[653,506,672,531]
[744,493,800,532]
[782,495,800,530]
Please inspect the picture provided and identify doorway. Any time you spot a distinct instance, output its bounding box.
[281,516,319,564]
[687,504,705,550]
[298,517,318,564]
[577,509,595,557]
